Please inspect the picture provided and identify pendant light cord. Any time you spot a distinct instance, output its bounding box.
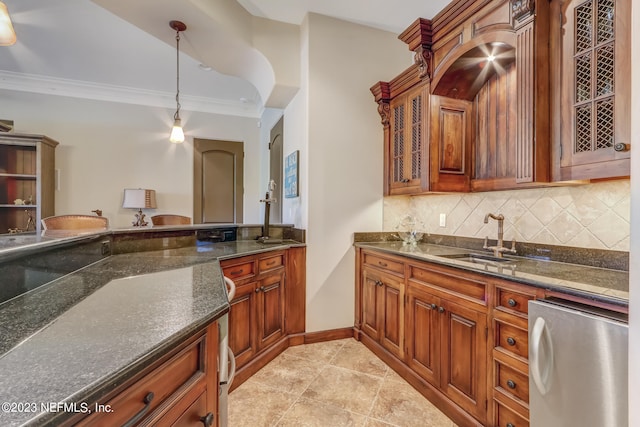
[174,29,181,121]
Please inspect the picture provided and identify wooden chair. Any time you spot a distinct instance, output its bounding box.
[151,214,191,226]
[41,215,109,230]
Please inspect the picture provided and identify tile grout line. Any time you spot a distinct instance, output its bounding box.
[271,340,349,426]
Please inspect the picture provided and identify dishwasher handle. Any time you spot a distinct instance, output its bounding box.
[224,276,236,301]
[530,316,554,395]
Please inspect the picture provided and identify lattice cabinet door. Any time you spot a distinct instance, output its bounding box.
[555,0,630,180]
[388,84,429,195]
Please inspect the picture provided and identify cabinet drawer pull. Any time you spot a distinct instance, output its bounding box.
[266,260,276,266]
[375,280,384,287]
[200,412,215,427]
[506,423,515,427]
[507,298,517,307]
[507,380,516,389]
[378,261,388,267]
[230,269,243,276]
[507,337,516,346]
[122,392,154,427]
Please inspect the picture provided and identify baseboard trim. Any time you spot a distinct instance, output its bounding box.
[300,327,356,344]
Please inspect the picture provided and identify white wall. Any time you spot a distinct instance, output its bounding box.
[301,14,410,332]
[629,0,639,423]
[0,90,263,227]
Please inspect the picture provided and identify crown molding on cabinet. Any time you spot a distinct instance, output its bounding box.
[0,71,262,118]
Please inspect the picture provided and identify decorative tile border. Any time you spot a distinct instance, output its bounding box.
[384,180,630,251]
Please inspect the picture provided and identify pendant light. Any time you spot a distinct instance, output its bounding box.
[169,20,186,143]
[0,1,17,46]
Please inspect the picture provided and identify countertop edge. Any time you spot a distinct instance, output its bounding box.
[355,242,629,307]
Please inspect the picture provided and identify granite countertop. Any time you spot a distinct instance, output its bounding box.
[355,242,628,306]
[0,239,301,427]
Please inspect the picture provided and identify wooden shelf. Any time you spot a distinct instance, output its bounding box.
[0,204,38,208]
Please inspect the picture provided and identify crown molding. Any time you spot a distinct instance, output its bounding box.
[0,71,262,118]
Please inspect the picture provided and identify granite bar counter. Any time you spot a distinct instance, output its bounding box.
[0,235,304,427]
[355,240,628,307]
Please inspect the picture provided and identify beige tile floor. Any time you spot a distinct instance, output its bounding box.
[228,338,458,427]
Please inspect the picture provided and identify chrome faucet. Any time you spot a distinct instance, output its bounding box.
[483,213,516,258]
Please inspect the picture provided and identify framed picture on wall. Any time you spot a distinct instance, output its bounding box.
[284,150,299,198]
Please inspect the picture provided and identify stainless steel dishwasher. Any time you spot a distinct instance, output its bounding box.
[528,298,628,427]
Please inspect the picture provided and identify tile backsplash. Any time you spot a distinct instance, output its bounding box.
[384,180,630,251]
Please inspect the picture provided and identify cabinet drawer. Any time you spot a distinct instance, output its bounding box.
[496,321,528,359]
[258,253,284,272]
[222,261,255,281]
[363,252,404,275]
[409,264,486,303]
[496,287,534,316]
[495,360,529,403]
[496,401,529,427]
[78,337,205,427]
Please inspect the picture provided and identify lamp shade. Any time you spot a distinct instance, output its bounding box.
[0,1,17,46]
[122,189,157,209]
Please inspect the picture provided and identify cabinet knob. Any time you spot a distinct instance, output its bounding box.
[431,303,437,309]
[506,423,515,427]
[200,412,215,427]
[614,142,630,152]
[507,379,516,389]
[401,178,410,183]
[507,337,516,346]
[438,306,445,314]
[507,298,517,307]
[255,286,266,293]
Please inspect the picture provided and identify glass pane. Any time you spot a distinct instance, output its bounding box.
[411,96,421,180]
[595,97,614,149]
[597,0,615,44]
[576,1,594,53]
[596,43,614,96]
[575,104,592,153]
[575,53,592,102]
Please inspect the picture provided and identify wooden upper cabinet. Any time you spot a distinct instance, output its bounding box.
[430,95,472,192]
[551,0,631,181]
[371,19,433,196]
[389,85,429,194]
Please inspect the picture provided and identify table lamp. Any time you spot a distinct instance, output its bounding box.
[122,188,157,226]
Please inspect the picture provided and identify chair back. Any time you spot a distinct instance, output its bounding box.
[151,214,191,226]
[41,215,109,230]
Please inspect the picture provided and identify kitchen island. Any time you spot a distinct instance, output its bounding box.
[0,227,305,427]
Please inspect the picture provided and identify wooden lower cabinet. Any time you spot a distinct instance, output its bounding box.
[361,266,405,359]
[489,282,538,427]
[70,321,219,427]
[357,249,488,426]
[223,252,286,371]
[405,279,487,423]
[222,248,306,389]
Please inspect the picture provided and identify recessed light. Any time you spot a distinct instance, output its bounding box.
[198,64,213,71]
[487,54,496,62]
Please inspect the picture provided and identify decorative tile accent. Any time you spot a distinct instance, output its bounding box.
[385,181,629,251]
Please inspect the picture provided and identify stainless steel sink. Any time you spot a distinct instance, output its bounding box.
[438,253,517,264]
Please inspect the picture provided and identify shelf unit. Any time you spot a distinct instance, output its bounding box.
[0,133,59,235]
